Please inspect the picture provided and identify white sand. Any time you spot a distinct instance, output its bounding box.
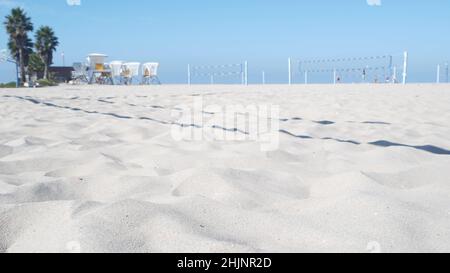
[0,84,450,253]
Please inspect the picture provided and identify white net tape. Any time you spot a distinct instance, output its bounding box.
[189,62,246,84]
[192,63,243,77]
[293,53,405,83]
[299,55,391,73]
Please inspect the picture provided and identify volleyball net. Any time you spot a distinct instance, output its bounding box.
[436,62,449,83]
[289,52,408,84]
[0,48,20,87]
[188,61,248,85]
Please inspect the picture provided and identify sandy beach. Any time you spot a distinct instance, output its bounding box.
[0,84,450,253]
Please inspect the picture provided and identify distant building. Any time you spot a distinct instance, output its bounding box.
[45,66,74,83]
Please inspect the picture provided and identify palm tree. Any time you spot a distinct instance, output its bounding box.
[35,26,59,80]
[7,35,33,67]
[4,8,34,84]
[28,52,45,78]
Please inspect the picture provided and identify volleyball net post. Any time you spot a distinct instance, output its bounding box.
[392,66,398,83]
[288,58,292,85]
[333,69,337,85]
[402,51,408,85]
[244,61,248,86]
[437,64,441,84]
[446,62,449,83]
[241,64,244,85]
[187,64,191,85]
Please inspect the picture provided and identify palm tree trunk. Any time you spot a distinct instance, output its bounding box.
[44,64,48,80]
[19,48,26,84]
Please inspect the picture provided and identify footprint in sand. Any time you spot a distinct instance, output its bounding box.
[172,168,310,209]
[362,166,446,190]
[0,145,13,159]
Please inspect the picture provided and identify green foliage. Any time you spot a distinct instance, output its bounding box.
[48,72,57,81]
[0,82,17,88]
[3,8,60,83]
[7,36,33,65]
[35,26,59,79]
[36,78,58,87]
[28,52,45,75]
[3,8,34,83]
[3,8,33,35]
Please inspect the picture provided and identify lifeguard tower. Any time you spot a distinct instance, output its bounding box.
[87,53,113,84]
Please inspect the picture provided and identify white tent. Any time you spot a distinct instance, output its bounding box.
[122,62,141,85]
[142,62,161,84]
[109,61,124,85]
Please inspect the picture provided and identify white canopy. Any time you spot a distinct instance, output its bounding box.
[142,63,159,77]
[109,61,124,77]
[123,62,141,77]
[87,53,108,69]
[88,53,108,57]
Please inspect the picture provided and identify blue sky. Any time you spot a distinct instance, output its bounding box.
[1,0,449,83]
